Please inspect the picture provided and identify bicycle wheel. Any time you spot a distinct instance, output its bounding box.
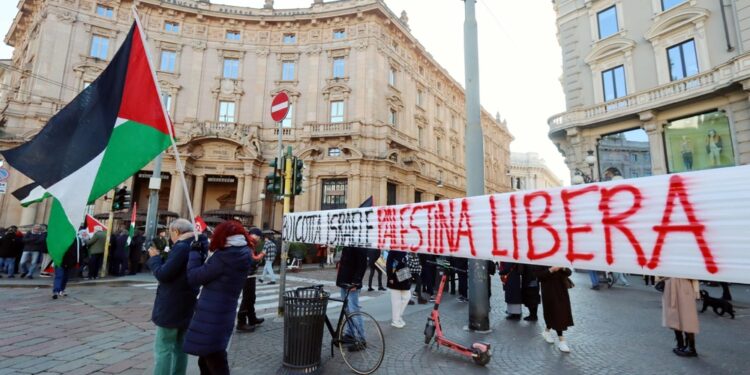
[337,311,384,375]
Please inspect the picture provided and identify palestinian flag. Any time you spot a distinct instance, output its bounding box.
[127,202,137,246]
[85,214,107,237]
[0,22,172,265]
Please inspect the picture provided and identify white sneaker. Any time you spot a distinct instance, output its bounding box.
[391,320,405,329]
[541,330,555,344]
[558,340,570,353]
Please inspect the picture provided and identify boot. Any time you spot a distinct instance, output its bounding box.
[524,305,539,321]
[236,314,253,332]
[671,330,685,355]
[677,333,698,357]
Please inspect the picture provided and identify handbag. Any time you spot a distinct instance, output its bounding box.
[655,280,665,292]
[564,277,575,289]
[395,267,411,282]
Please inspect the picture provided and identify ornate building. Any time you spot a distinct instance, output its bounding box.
[0,0,512,229]
[508,152,563,191]
[549,0,750,182]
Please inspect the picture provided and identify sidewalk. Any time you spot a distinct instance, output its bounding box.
[229,273,750,374]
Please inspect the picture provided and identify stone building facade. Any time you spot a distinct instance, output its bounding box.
[549,0,750,181]
[508,152,563,191]
[0,0,512,229]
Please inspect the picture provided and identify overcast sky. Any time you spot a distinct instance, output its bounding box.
[0,0,568,183]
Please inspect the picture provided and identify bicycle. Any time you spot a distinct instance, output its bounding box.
[304,283,385,374]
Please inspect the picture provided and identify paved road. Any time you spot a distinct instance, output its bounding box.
[0,269,748,374]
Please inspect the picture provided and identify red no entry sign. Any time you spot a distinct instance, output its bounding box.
[271,92,290,122]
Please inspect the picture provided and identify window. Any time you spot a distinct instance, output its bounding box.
[333,29,346,39]
[596,128,652,179]
[161,92,173,116]
[389,108,398,126]
[418,66,424,75]
[418,127,424,147]
[90,35,109,60]
[661,0,686,10]
[160,51,176,73]
[330,101,344,123]
[451,115,456,130]
[416,89,423,107]
[597,6,618,39]
[664,111,735,172]
[328,147,341,157]
[165,22,180,33]
[414,191,423,203]
[226,31,241,41]
[281,104,293,128]
[283,33,296,44]
[436,136,442,155]
[387,182,397,205]
[218,101,235,123]
[281,61,295,81]
[667,39,699,81]
[602,65,627,101]
[389,67,397,86]
[321,179,348,210]
[223,58,239,79]
[436,102,442,119]
[451,145,457,162]
[332,57,345,78]
[96,4,113,18]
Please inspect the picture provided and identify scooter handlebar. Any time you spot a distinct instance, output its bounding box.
[426,260,467,274]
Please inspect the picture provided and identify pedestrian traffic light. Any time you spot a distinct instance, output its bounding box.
[292,157,304,196]
[266,158,284,195]
[111,187,131,211]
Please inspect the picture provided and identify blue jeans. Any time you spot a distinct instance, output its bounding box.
[53,267,69,293]
[19,251,39,276]
[588,270,599,287]
[0,257,15,276]
[261,261,276,282]
[340,288,364,340]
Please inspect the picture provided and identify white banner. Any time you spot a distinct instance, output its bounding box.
[283,165,750,283]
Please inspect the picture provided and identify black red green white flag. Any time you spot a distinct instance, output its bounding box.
[0,22,172,265]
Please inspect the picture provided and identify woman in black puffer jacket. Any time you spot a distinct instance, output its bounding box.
[386,250,412,328]
[183,220,253,374]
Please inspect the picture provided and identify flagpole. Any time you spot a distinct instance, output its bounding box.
[132,7,198,241]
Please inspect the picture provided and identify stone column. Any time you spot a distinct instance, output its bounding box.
[378,177,388,206]
[169,173,184,216]
[641,111,666,175]
[20,205,38,226]
[193,175,205,215]
[236,176,245,210]
[405,184,416,204]
[242,175,253,213]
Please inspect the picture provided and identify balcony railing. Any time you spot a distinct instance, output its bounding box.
[307,121,355,137]
[547,56,750,134]
[187,121,255,140]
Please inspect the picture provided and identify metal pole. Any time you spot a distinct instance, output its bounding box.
[100,190,115,278]
[143,153,163,251]
[464,0,490,332]
[270,121,283,231]
[277,146,294,316]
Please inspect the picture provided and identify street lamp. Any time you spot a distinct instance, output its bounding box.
[585,150,596,181]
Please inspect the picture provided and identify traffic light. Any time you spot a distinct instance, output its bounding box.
[111,187,131,211]
[292,157,304,196]
[266,158,284,195]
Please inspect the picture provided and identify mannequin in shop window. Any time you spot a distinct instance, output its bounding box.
[680,136,693,170]
[706,129,722,166]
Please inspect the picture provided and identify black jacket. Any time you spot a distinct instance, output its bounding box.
[386,251,411,291]
[22,232,46,253]
[0,232,21,258]
[336,246,368,289]
[59,237,85,269]
[147,238,199,329]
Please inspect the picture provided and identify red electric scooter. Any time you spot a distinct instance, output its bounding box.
[423,260,491,366]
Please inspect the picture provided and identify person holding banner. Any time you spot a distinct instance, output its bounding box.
[500,262,522,320]
[661,277,700,357]
[386,250,411,328]
[366,248,386,292]
[336,246,368,348]
[534,266,574,353]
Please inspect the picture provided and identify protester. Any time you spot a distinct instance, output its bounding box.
[183,220,252,374]
[259,232,277,284]
[52,234,84,299]
[534,266,574,353]
[111,229,129,276]
[661,277,700,357]
[236,227,265,332]
[520,264,542,321]
[500,262,522,320]
[19,224,46,279]
[588,270,601,290]
[0,226,21,278]
[326,244,335,265]
[317,244,327,268]
[336,245,368,349]
[146,219,199,375]
[406,253,426,304]
[612,272,631,287]
[386,250,411,328]
[86,226,106,279]
[366,248,385,292]
[452,257,468,303]
[420,254,436,302]
[129,230,145,275]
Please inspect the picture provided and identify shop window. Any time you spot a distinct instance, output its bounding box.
[664,111,735,173]
[596,128,652,180]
